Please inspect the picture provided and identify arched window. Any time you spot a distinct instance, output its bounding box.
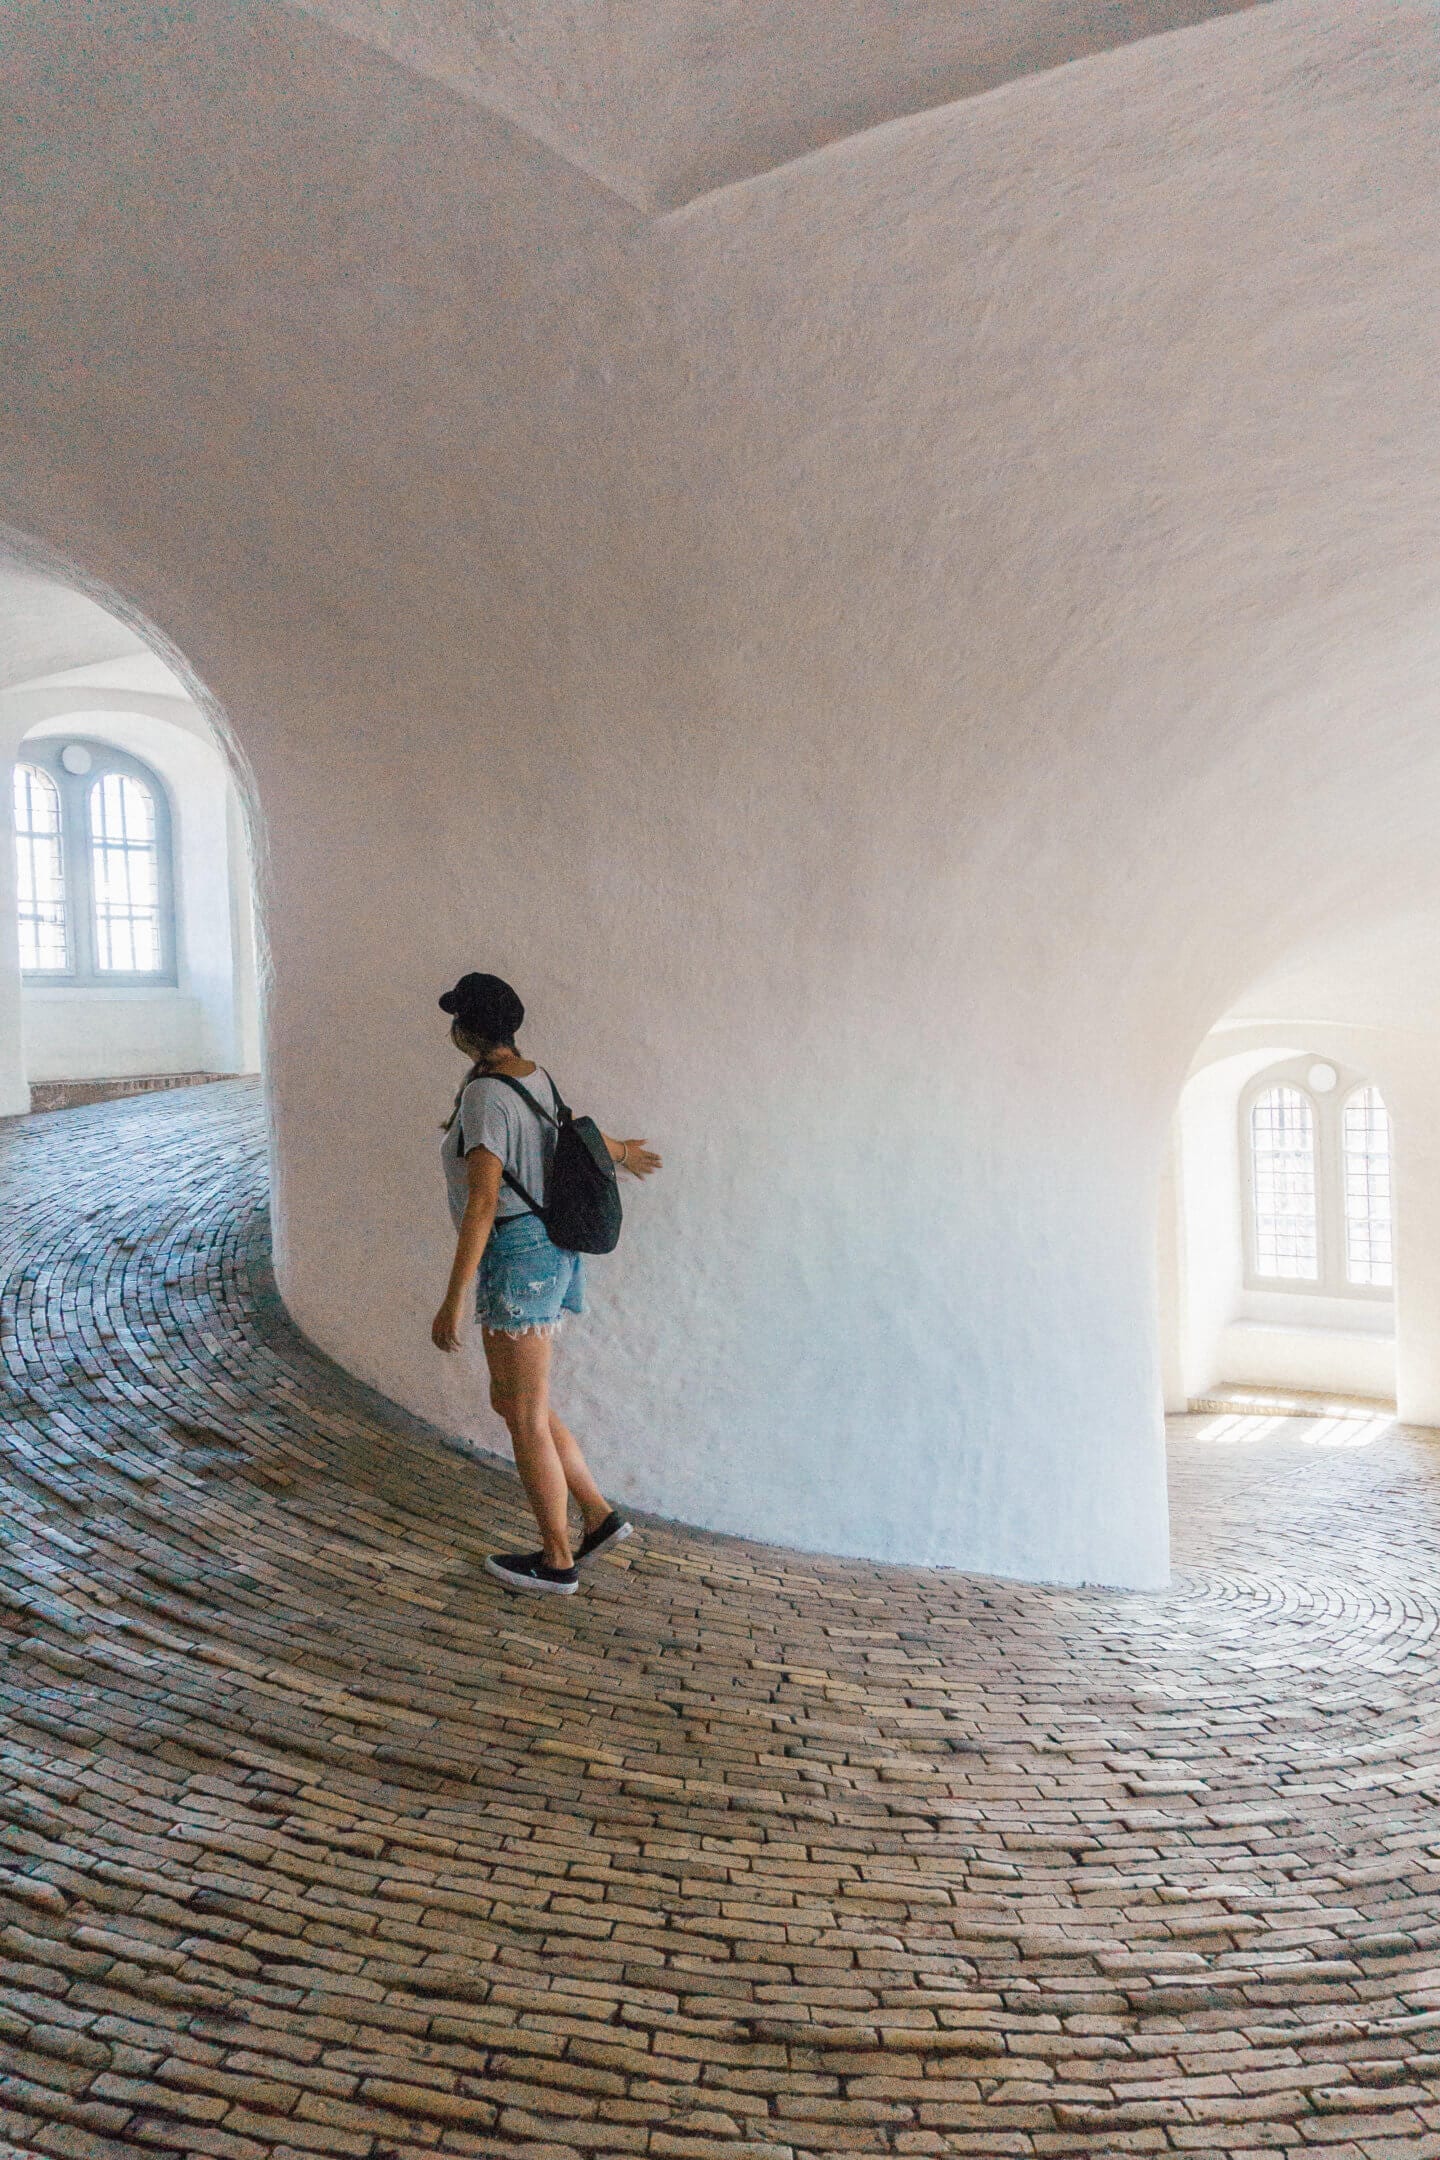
[1242,1061,1395,1300]
[11,739,175,985]
[1343,1086,1393,1289]
[1250,1085,1318,1281]
[13,764,68,971]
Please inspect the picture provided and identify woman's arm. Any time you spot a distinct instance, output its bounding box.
[602,1132,663,1178]
[431,1146,504,1352]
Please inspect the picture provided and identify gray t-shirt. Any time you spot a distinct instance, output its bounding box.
[442,1067,559,1231]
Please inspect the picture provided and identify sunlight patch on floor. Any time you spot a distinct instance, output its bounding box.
[1192,1410,1395,1449]
[1189,1387,1396,1419]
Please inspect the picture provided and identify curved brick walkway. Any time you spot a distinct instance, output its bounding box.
[3,1083,1440,2160]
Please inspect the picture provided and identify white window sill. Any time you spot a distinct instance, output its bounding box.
[1229,1312,1394,1347]
[23,984,184,1000]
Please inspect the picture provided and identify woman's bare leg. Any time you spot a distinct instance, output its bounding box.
[547,1411,611,1533]
[482,1329,572,1567]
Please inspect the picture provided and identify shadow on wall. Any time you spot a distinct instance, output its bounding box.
[0,528,268,1119]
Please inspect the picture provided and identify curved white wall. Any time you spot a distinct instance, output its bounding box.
[2,0,1439,1584]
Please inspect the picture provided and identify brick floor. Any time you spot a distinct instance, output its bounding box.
[2,1081,1440,2159]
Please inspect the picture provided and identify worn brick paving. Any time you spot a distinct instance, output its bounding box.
[2,1082,1440,2160]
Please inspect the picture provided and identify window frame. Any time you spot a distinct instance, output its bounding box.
[1340,1084,1394,1292]
[1246,1080,1320,1287]
[14,739,178,989]
[1239,1059,1393,1304]
[13,761,71,973]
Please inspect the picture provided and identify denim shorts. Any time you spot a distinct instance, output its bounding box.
[476,1213,586,1337]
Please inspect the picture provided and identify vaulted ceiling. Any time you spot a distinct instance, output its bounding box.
[1,0,1436,1054]
[0,567,143,693]
[283,0,1273,207]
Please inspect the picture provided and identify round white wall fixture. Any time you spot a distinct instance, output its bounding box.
[1308,1061,1339,1093]
[60,743,93,775]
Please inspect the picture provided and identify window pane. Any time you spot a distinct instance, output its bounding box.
[1251,1085,1318,1280]
[89,772,162,972]
[1343,1086,1393,1289]
[13,763,68,971]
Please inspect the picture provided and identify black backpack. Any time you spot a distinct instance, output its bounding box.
[481,1070,623,1255]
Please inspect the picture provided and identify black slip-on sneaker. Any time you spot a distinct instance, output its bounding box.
[484,1550,579,1594]
[576,1511,634,1563]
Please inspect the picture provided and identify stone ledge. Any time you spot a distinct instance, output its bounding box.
[27,1074,231,1115]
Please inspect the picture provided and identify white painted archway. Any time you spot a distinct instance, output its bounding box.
[2,1,1439,1585]
[0,603,263,1115]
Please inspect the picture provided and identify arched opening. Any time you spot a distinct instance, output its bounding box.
[1164,1042,1399,1414]
[0,553,263,1117]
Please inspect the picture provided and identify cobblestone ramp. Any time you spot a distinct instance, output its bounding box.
[3,1082,1440,2160]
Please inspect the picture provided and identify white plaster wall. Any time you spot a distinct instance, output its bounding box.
[1155,1135,1188,1416]
[0,760,26,1117]
[1174,1053,1276,1400]
[2,0,1439,1583]
[1212,1318,1394,1403]
[225,784,262,1076]
[21,988,210,1081]
[1387,1068,1440,1429]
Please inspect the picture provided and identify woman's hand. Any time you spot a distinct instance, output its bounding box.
[431,1294,465,1353]
[616,1140,662,1179]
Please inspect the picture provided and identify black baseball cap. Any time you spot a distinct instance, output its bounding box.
[438,973,525,1041]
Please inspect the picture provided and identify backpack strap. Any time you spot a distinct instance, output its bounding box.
[499,1165,544,1214]
[466,1070,562,1217]
[481,1071,560,1128]
[538,1068,572,1123]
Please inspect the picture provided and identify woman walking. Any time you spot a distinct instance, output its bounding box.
[431,973,661,1594]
